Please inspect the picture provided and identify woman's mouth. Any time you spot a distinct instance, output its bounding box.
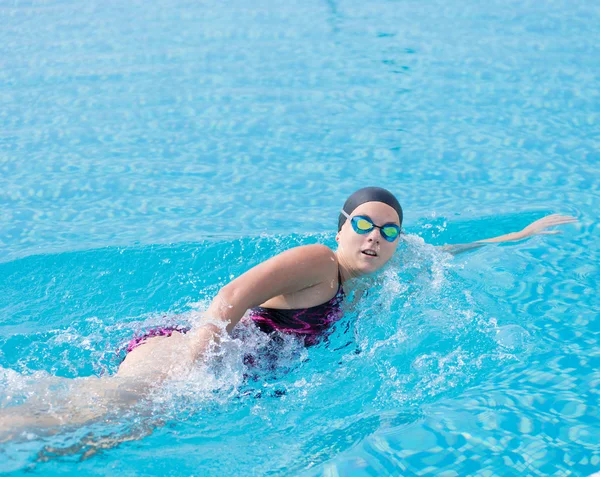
[361,249,378,257]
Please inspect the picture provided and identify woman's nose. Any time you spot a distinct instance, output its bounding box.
[367,229,381,242]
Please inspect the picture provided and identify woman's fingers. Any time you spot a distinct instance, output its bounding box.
[533,215,577,227]
[522,215,578,236]
[553,215,577,222]
[547,215,577,224]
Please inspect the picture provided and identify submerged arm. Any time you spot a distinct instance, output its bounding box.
[441,214,577,256]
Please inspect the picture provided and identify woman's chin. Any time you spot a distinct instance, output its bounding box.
[356,258,381,274]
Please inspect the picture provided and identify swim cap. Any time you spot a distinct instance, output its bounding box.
[338,187,403,231]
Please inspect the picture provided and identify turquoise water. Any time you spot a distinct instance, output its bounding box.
[1,0,599,474]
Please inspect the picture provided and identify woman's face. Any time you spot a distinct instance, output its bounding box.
[336,201,401,275]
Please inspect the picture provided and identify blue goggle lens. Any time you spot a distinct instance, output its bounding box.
[350,216,401,242]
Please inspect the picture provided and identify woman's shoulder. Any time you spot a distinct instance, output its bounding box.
[279,244,337,265]
[260,244,338,281]
[295,243,336,256]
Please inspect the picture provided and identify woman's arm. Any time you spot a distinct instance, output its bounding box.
[441,214,577,255]
[190,244,338,358]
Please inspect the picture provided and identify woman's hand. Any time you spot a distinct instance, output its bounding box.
[444,214,578,254]
[517,214,578,240]
[478,214,578,243]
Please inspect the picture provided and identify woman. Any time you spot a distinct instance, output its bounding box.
[0,187,576,436]
[115,186,576,380]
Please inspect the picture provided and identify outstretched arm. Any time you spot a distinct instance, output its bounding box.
[441,214,578,255]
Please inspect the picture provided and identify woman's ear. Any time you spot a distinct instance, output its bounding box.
[335,232,340,243]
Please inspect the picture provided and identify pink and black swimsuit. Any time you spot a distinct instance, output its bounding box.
[248,271,344,345]
[122,271,344,357]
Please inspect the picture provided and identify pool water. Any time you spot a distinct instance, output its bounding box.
[1,0,599,474]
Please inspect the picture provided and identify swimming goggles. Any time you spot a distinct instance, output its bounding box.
[340,210,401,242]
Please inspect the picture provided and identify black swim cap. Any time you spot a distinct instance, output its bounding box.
[338,187,403,231]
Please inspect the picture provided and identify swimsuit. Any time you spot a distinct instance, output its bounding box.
[120,271,344,358]
[248,270,344,345]
[122,324,191,355]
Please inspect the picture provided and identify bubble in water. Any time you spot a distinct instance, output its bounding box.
[494,325,530,351]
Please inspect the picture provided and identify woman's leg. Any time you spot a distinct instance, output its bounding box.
[1,329,201,441]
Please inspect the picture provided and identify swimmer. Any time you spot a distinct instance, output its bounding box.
[0,187,577,439]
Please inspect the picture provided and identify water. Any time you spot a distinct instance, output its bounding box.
[1,0,599,474]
